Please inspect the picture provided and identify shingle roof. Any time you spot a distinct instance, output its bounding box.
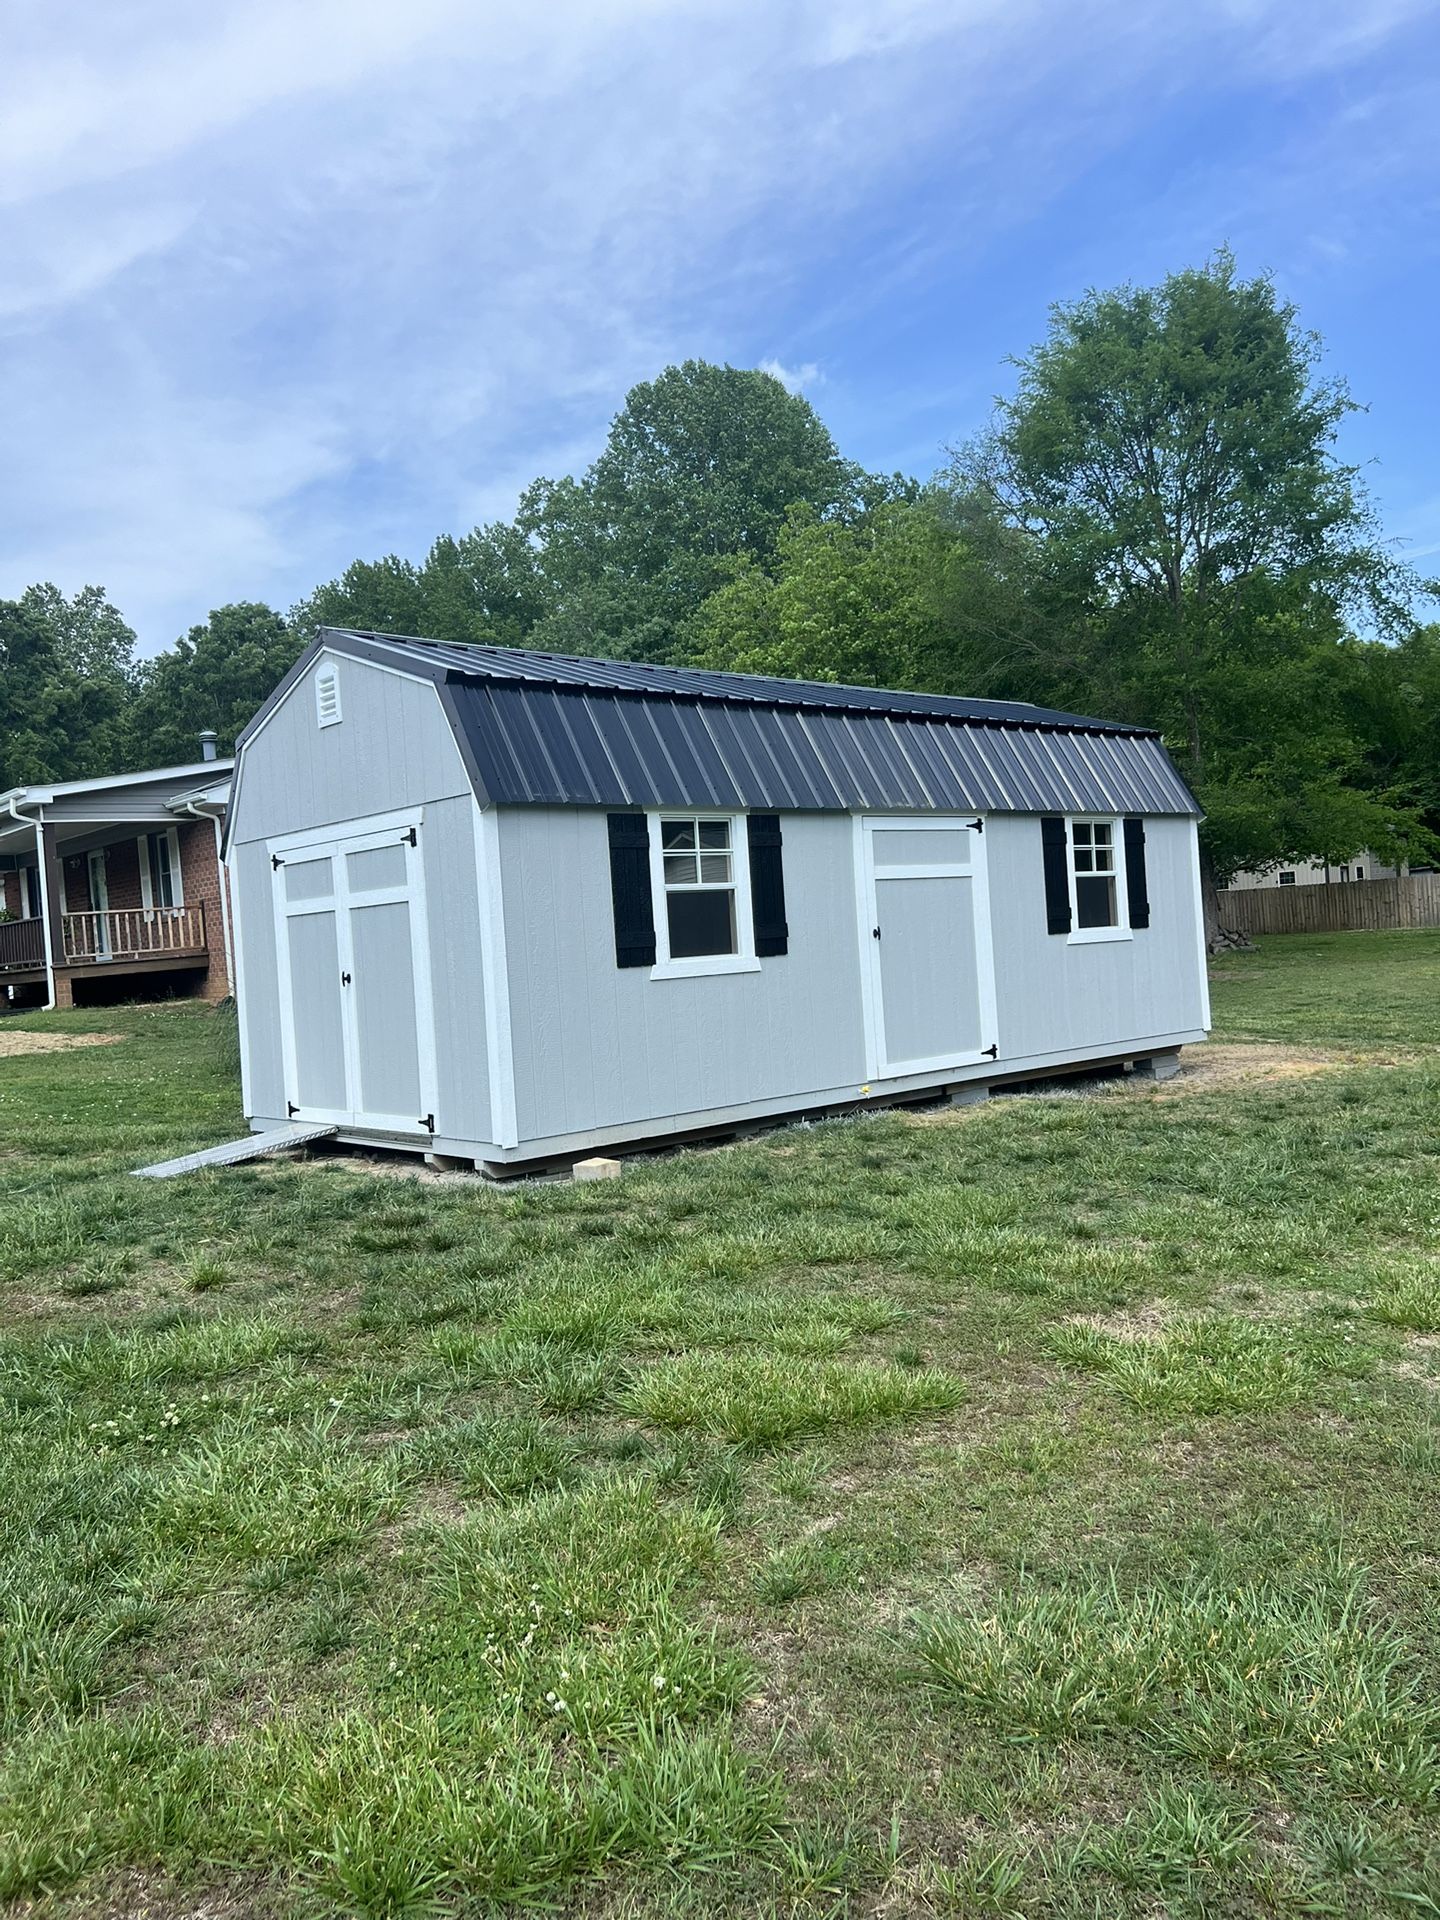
[290,629,1201,818]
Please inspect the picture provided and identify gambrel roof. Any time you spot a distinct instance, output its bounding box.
[239,629,1200,817]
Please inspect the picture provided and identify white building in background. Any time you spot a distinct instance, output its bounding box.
[1227,852,1416,890]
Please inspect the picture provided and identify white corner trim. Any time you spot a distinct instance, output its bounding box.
[473,802,518,1150]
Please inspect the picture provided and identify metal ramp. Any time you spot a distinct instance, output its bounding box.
[132,1122,339,1179]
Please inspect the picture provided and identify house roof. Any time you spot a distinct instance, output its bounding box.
[0,758,235,857]
[243,629,1201,818]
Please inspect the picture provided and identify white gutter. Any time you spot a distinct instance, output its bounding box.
[175,794,236,999]
[4,794,56,1009]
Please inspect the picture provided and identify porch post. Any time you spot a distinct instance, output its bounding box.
[35,816,65,1010]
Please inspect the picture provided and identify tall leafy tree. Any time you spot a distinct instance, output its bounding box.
[948,252,1432,930]
[688,492,1003,691]
[524,360,855,660]
[0,586,135,788]
[124,604,300,766]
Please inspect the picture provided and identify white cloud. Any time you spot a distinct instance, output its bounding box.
[0,0,1432,648]
[759,358,823,394]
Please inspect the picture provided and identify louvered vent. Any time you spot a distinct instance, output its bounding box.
[315,665,342,728]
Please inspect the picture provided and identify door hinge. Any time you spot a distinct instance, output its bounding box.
[404,827,417,846]
[287,1100,299,1117]
[271,853,284,869]
[419,1113,435,1133]
[982,1043,998,1059]
[966,818,984,832]
[872,925,881,940]
[340,970,351,985]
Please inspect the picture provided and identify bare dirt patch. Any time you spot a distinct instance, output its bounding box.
[0,1028,122,1058]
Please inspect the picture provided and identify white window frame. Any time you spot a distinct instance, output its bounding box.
[139,827,184,911]
[646,810,760,980]
[19,866,41,918]
[1066,816,1131,946]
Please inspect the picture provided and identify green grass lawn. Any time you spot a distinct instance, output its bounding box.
[2,936,1439,1917]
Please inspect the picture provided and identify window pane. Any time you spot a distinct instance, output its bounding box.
[1074,849,1093,873]
[1076,874,1117,928]
[1093,822,1112,847]
[697,820,730,849]
[661,819,696,851]
[664,854,698,885]
[666,888,737,958]
[699,853,731,884]
[1072,823,1093,847]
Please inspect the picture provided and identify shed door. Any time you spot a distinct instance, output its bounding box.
[272,818,434,1134]
[859,817,998,1078]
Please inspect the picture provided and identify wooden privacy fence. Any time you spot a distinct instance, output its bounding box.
[1220,873,1440,936]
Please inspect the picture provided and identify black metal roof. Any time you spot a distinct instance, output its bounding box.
[324,629,1149,734]
[271,629,1200,817]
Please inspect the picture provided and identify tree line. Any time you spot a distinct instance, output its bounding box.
[3,252,1436,917]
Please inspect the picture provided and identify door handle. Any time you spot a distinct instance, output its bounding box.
[340,970,352,985]
[872,926,881,940]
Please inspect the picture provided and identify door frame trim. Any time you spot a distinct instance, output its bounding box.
[267,807,437,1134]
[853,813,999,1080]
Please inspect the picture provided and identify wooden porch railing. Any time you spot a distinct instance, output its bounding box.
[61,905,208,965]
[0,917,46,973]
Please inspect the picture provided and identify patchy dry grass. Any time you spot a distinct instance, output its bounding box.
[1,941,1439,1915]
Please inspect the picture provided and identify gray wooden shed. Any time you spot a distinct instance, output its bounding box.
[225,629,1209,1171]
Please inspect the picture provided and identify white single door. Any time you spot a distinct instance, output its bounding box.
[859,816,998,1078]
[272,818,435,1134]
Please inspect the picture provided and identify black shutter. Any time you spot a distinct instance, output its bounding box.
[1041,816,1071,935]
[747,814,788,957]
[607,813,655,967]
[1123,817,1150,929]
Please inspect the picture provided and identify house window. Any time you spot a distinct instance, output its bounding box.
[21,867,41,918]
[648,814,760,978]
[1068,819,1128,939]
[1278,871,1296,886]
[142,829,183,910]
[1354,866,1364,880]
[1339,865,1350,881]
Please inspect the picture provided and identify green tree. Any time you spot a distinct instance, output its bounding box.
[688,493,995,691]
[949,252,1433,931]
[290,556,430,644]
[124,604,300,766]
[524,360,854,660]
[0,586,135,788]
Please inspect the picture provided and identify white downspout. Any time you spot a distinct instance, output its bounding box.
[5,794,56,1010]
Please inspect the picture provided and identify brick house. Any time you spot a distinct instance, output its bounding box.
[0,746,233,1008]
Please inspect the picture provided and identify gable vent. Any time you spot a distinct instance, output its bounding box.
[315,665,342,729]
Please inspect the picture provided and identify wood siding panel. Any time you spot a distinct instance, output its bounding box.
[499,809,867,1145]
[983,815,1208,1058]
[229,659,489,1142]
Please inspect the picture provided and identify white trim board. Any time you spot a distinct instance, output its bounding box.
[473,802,518,1149]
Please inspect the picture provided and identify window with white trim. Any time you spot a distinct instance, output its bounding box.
[141,828,183,910]
[648,814,759,977]
[1070,819,1123,933]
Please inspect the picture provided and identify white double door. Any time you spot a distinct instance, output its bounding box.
[858,815,999,1079]
[271,814,435,1134]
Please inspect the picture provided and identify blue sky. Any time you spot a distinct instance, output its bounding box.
[3,0,1438,655]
